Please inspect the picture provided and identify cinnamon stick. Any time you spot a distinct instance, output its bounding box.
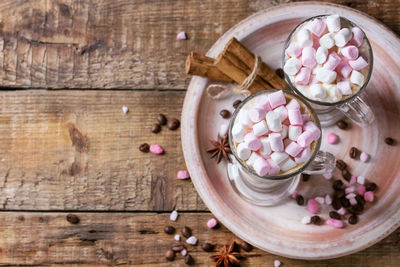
[185,52,234,83]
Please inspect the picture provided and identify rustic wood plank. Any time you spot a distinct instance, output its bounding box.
[0,90,206,211]
[0,212,397,266]
[0,0,398,89]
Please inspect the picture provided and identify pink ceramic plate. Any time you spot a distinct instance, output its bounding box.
[182,2,400,259]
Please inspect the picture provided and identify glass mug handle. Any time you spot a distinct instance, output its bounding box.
[336,96,375,126]
[303,151,336,175]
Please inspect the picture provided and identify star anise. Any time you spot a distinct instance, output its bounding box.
[210,241,242,267]
[206,134,232,164]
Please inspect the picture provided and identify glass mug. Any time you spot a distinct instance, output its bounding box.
[227,90,336,206]
[282,15,374,127]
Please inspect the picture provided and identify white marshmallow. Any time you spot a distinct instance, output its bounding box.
[265,111,282,132]
[316,68,337,84]
[297,28,313,47]
[357,176,365,185]
[288,125,302,141]
[350,70,364,86]
[270,152,289,165]
[316,47,328,64]
[310,83,326,99]
[324,83,342,102]
[281,124,288,139]
[334,28,352,47]
[252,120,268,136]
[237,142,251,160]
[274,106,288,122]
[246,152,260,167]
[326,15,341,33]
[259,137,272,157]
[238,109,253,127]
[281,158,297,172]
[232,123,245,142]
[319,33,335,49]
[283,57,302,76]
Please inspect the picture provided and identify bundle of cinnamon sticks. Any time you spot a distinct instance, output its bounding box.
[185,37,286,94]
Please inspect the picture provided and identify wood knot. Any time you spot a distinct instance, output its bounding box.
[66,123,89,153]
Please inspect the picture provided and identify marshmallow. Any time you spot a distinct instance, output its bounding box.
[316,68,337,84]
[285,141,303,157]
[237,142,251,160]
[307,18,326,37]
[337,80,352,95]
[350,70,364,86]
[286,42,302,57]
[268,90,286,109]
[319,33,335,49]
[295,67,311,85]
[253,120,269,136]
[297,131,316,147]
[309,75,319,84]
[244,132,261,151]
[301,47,316,68]
[281,124,288,139]
[350,27,364,47]
[303,121,321,140]
[323,52,341,70]
[266,111,282,132]
[325,83,342,102]
[316,46,328,64]
[267,159,281,175]
[310,83,326,99]
[238,109,253,127]
[341,45,359,60]
[326,15,341,33]
[246,152,261,167]
[269,133,284,152]
[259,137,272,157]
[357,175,366,185]
[289,125,303,141]
[286,99,300,110]
[326,218,344,228]
[325,194,333,205]
[254,157,271,176]
[232,123,245,142]
[255,94,272,111]
[294,146,311,163]
[284,57,302,76]
[274,106,288,122]
[334,28,353,47]
[349,56,368,70]
[281,158,297,172]
[248,107,266,123]
[270,151,289,165]
[297,28,313,47]
[288,109,303,125]
[336,60,353,78]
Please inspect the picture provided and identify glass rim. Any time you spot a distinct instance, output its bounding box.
[228,89,322,181]
[282,14,374,107]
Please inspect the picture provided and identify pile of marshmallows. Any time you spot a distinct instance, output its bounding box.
[284,14,369,101]
[232,91,321,176]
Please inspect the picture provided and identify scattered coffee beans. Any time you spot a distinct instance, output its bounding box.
[342,169,352,181]
[164,226,175,235]
[302,174,310,182]
[201,243,215,252]
[332,197,342,210]
[384,137,395,146]
[337,120,348,130]
[233,99,242,109]
[329,211,341,220]
[296,195,305,206]
[365,182,377,192]
[172,244,184,252]
[336,160,347,170]
[66,214,80,224]
[168,118,180,130]
[348,214,358,225]
[349,147,359,159]
[311,215,321,225]
[151,123,161,133]
[181,226,192,238]
[165,249,175,261]
[219,109,231,119]
[356,195,366,205]
[139,143,150,152]
[333,180,344,191]
[240,241,253,252]
[157,114,167,125]
[184,254,194,265]
[340,197,351,208]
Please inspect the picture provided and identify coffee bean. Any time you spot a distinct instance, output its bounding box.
[334,189,345,198]
[340,197,351,208]
[333,180,344,191]
[157,114,167,125]
[66,214,80,224]
[332,197,342,210]
[355,195,366,205]
[165,249,175,261]
[181,226,192,238]
[349,147,359,159]
[337,120,348,130]
[184,254,194,265]
[295,195,304,206]
[336,159,347,170]
[201,243,215,252]
[164,226,175,235]
[240,241,253,252]
[342,169,352,181]
[365,182,377,192]
[329,211,341,220]
[352,203,364,212]
[385,137,396,146]
[311,215,321,225]
[348,214,358,225]
[302,174,310,182]
[275,68,285,79]
[172,244,184,252]
[139,143,150,152]
[219,109,231,119]
[233,100,242,109]
[168,118,180,130]
[151,123,161,133]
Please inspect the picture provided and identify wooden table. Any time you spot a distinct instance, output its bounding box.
[0,0,398,266]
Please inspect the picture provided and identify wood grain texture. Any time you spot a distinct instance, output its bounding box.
[0,0,398,89]
[0,212,398,266]
[0,90,206,211]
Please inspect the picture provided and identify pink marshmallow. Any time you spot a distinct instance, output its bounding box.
[337,207,346,216]
[309,75,319,85]
[357,185,366,196]
[255,95,272,112]
[307,199,318,214]
[207,218,218,229]
[301,47,316,68]
[285,141,303,157]
[345,186,355,194]
[323,52,341,70]
[176,31,187,40]
[286,42,302,58]
[326,218,344,228]
[288,109,303,125]
[295,67,311,85]
[327,132,339,144]
[269,133,284,152]
[349,56,368,70]
[303,121,321,140]
[315,197,325,205]
[349,175,357,185]
[336,60,353,78]
[291,190,298,199]
[307,18,326,37]
[267,159,281,175]
[360,152,370,162]
[254,157,271,176]
[337,80,352,95]
[286,99,300,110]
[341,45,359,60]
[350,27,364,47]
[364,191,374,202]
[244,132,262,151]
[150,144,164,154]
[297,131,315,147]
[349,197,358,206]
[323,173,333,179]
[295,146,311,163]
[248,107,266,123]
[268,90,286,109]
[177,170,190,180]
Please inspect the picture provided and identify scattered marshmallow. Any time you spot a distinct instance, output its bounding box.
[357,176,366,185]
[323,173,333,180]
[326,15,341,33]
[176,31,187,40]
[337,207,346,216]
[325,194,332,205]
[346,192,356,199]
[174,234,181,241]
[150,144,164,154]
[177,170,190,180]
[301,216,311,225]
[315,197,325,205]
[307,199,318,214]
[345,186,355,194]
[360,152,370,162]
[122,106,129,114]
[170,210,179,221]
[181,249,188,256]
[327,132,339,144]
[326,218,344,228]
[186,236,198,245]
[349,197,358,206]
[357,185,366,196]
[349,175,357,185]
[207,218,218,229]
[364,191,374,202]
[274,259,282,267]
